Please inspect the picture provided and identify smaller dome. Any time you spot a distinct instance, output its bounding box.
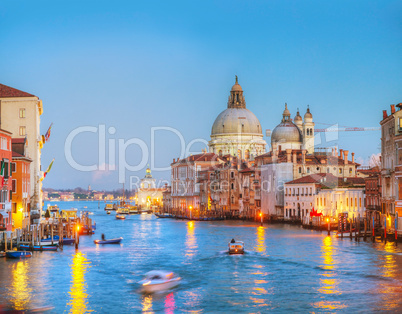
[294,109,302,122]
[304,106,312,119]
[271,121,302,144]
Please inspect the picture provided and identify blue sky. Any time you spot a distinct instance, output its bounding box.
[0,0,401,190]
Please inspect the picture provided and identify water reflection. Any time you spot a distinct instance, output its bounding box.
[68,251,92,314]
[141,294,153,313]
[314,236,346,310]
[254,226,266,254]
[376,242,399,311]
[185,221,197,259]
[164,292,175,314]
[8,261,32,310]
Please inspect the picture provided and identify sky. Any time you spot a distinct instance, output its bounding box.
[0,0,401,191]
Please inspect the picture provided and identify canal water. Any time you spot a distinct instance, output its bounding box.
[1,201,402,313]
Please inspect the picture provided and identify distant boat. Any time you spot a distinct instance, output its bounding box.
[6,251,32,259]
[155,213,174,218]
[19,245,58,251]
[105,204,114,211]
[228,240,245,255]
[94,237,123,244]
[116,215,126,220]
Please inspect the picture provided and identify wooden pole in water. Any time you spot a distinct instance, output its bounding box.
[384,216,387,243]
[395,212,398,245]
[350,218,353,240]
[372,215,375,243]
[364,218,367,241]
[4,233,7,251]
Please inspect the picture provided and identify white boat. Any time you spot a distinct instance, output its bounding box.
[139,271,181,293]
[228,240,244,255]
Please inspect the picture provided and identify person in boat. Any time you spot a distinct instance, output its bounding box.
[101,234,105,241]
[231,238,236,243]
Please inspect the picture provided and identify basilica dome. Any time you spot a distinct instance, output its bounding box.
[211,108,262,135]
[208,76,266,159]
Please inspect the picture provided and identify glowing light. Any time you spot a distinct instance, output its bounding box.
[76,225,80,232]
[67,251,92,314]
[259,213,262,217]
[189,205,193,210]
[8,261,32,310]
[142,281,152,286]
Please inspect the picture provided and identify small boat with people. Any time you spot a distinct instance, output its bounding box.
[94,234,123,244]
[107,211,111,215]
[139,270,181,293]
[19,245,58,251]
[6,251,32,259]
[116,214,126,220]
[228,239,245,255]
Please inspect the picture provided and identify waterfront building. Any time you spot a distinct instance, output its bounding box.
[208,77,266,159]
[11,138,32,229]
[93,192,104,200]
[196,155,261,218]
[284,173,365,220]
[162,185,172,213]
[170,153,224,214]
[135,167,165,209]
[0,83,43,221]
[0,129,13,231]
[257,104,360,217]
[362,167,381,212]
[380,103,402,216]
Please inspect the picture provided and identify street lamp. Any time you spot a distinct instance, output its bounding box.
[189,205,193,220]
[259,211,263,226]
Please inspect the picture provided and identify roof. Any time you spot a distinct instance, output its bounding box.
[0,84,36,98]
[12,151,32,162]
[172,153,222,165]
[286,173,365,188]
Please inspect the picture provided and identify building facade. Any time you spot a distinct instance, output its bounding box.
[170,153,224,215]
[11,138,32,230]
[0,129,13,231]
[0,84,43,219]
[380,103,402,216]
[208,77,266,159]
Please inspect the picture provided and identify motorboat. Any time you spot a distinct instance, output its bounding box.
[116,207,130,215]
[107,211,111,215]
[20,245,58,251]
[139,271,181,293]
[105,204,114,211]
[6,251,32,259]
[129,206,139,214]
[41,236,75,245]
[228,240,245,255]
[155,213,174,218]
[116,215,126,220]
[94,237,123,244]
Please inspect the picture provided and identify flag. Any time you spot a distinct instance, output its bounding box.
[40,159,55,181]
[44,123,53,142]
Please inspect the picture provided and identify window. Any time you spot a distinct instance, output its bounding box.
[231,172,234,178]
[324,198,326,206]
[11,162,16,173]
[327,167,330,173]
[346,198,348,206]
[359,198,361,207]
[19,108,26,118]
[2,159,9,179]
[350,198,353,207]
[349,168,352,174]
[231,183,234,190]
[339,168,342,174]
[19,126,26,136]
[12,179,16,193]
[298,167,302,174]
[355,197,357,208]
[307,167,310,174]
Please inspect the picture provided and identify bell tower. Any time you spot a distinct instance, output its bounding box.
[227,76,246,109]
[303,106,315,154]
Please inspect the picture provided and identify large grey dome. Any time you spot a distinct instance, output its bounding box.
[271,121,302,144]
[211,108,263,135]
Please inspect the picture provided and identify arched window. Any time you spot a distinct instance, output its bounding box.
[307,167,310,173]
[299,167,302,174]
[231,183,234,190]
[327,167,330,173]
[307,129,310,136]
[349,167,352,174]
[219,150,223,156]
[245,149,250,160]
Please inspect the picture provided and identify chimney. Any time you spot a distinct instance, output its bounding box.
[352,152,355,163]
[344,150,349,165]
[302,149,306,164]
[286,149,292,163]
[391,104,396,114]
[293,152,297,164]
[173,158,175,163]
[339,149,343,159]
[383,110,388,119]
[334,147,338,157]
